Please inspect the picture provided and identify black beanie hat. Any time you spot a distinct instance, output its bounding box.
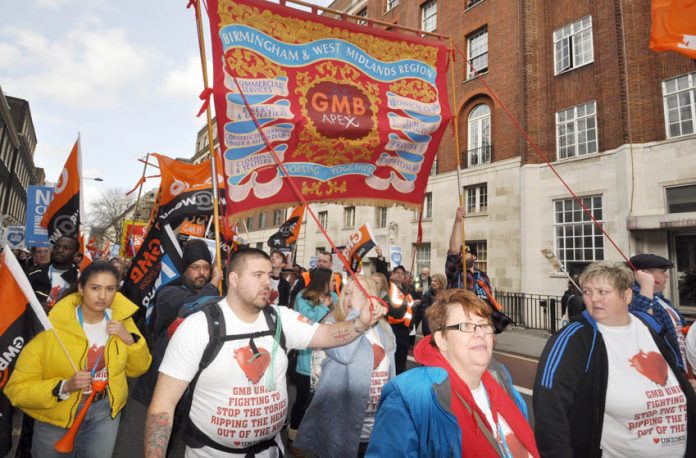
[183,239,212,269]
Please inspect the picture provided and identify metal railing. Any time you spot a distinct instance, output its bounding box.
[464,145,492,167]
[496,291,564,333]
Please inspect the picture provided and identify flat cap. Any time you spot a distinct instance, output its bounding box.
[629,253,674,270]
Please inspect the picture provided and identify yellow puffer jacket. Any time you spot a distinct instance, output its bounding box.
[4,292,151,428]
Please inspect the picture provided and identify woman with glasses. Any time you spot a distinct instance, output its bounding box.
[534,261,696,457]
[5,261,151,457]
[367,289,538,457]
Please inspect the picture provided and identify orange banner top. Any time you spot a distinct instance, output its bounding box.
[41,140,81,243]
[154,153,225,208]
[650,0,696,59]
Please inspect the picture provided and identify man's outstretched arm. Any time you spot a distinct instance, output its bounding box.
[145,373,189,458]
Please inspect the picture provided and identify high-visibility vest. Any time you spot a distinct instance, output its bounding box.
[387,282,413,327]
[301,271,341,295]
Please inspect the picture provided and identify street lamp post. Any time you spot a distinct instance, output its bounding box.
[83,177,104,182]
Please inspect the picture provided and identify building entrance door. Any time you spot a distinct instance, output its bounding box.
[673,233,696,311]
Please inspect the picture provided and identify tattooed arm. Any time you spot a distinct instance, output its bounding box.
[145,373,189,458]
[309,296,386,349]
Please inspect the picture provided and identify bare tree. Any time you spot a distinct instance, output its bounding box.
[86,188,135,245]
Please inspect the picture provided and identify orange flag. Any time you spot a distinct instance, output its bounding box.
[41,139,81,245]
[650,0,696,59]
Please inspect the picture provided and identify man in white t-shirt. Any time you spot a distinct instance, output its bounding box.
[145,248,385,458]
[629,254,688,370]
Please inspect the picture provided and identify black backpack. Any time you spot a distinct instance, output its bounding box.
[178,299,288,454]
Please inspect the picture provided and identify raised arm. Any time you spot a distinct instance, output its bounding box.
[448,206,466,254]
[144,374,189,458]
[309,296,386,349]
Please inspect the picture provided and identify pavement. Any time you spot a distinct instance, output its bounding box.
[494,325,550,359]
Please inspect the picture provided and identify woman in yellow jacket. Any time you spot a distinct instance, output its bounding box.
[5,260,151,457]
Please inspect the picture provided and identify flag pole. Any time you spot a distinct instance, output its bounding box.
[448,37,466,289]
[193,0,223,282]
[132,153,149,222]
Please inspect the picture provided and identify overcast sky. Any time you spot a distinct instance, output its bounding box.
[1,0,332,213]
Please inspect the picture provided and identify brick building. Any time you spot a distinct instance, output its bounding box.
[209,0,696,312]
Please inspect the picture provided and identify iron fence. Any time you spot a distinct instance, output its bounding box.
[496,291,565,333]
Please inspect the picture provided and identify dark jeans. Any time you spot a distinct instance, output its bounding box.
[390,324,411,374]
[289,373,311,429]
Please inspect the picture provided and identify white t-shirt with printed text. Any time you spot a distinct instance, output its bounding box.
[159,299,319,458]
[360,327,391,441]
[471,384,533,458]
[80,314,109,396]
[598,315,687,457]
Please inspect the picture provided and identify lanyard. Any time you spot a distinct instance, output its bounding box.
[481,385,514,458]
[77,306,110,377]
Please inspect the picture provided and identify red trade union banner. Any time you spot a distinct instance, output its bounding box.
[207,0,452,217]
[120,220,149,258]
[650,0,696,59]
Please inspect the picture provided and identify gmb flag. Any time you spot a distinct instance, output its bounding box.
[267,205,304,249]
[120,154,224,324]
[344,223,377,273]
[0,246,51,455]
[41,139,81,245]
[207,0,452,218]
[650,0,696,59]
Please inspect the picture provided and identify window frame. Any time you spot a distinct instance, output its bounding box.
[662,72,696,139]
[466,27,488,79]
[555,101,598,160]
[421,0,437,33]
[553,16,594,76]
[467,104,492,166]
[666,184,696,213]
[318,210,328,230]
[465,184,488,214]
[468,240,488,272]
[553,195,604,274]
[413,242,432,274]
[377,207,388,228]
[385,0,399,13]
[344,206,356,229]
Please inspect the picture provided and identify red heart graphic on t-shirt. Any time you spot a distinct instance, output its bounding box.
[372,344,385,370]
[504,432,529,458]
[628,350,668,386]
[653,437,660,444]
[234,346,270,384]
[269,290,279,304]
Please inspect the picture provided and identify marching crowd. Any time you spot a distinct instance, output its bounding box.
[4,206,696,457]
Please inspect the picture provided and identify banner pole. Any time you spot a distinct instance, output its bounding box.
[132,153,149,223]
[448,37,466,289]
[194,0,223,284]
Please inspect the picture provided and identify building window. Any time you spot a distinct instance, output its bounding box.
[386,0,399,12]
[554,195,604,275]
[662,72,696,138]
[245,217,253,231]
[424,192,433,219]
[554,16,594,75]
[468,240,488,272]
[556,101,597,160]
[344,206,356,228]
[666,184,696,213]
[259,212,267,228]
[467,0,484,8]
[377,207,388,228]
[414,242,431,274]
[355,7,368,25]
[421,1,437,33]
[467,104,491,166]
[273,209,282,226]
[318,210,328,229]
[315,247,326,256]
[430,157,438,176]
[255,242,264,250]
[467,27,488,79]
[465,184,488,213]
